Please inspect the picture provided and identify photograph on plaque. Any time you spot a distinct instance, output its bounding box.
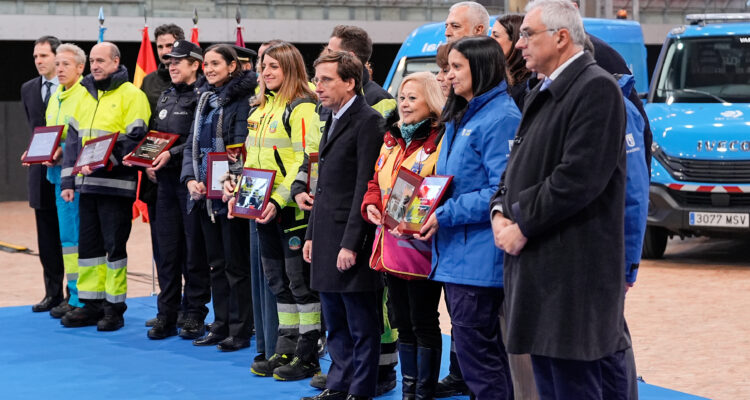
[123,131,179,168]
[231,168,276,219]
[206,152,229,199]
[71,132,119,175]
[400,175,454,235]
[22,125,65,164]
[308,152,319,197]
[383,167,421,231]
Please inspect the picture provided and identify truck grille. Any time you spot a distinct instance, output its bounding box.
[667,188,750,207]
[657,153,750,183]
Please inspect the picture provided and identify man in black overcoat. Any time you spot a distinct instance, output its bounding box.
[301,51,385,400]
[20,35,65,312]
[491,0,630,398]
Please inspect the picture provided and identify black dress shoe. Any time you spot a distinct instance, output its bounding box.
[50,302,74,319]
[32,296,63,312]
[434,373,470,398]
[217,336,250,352]
[192,332,226,346]
[300,389,347,400]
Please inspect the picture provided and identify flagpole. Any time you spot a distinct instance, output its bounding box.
[235,8,245,48]
[192,8,200,44]
[98,7,106,43]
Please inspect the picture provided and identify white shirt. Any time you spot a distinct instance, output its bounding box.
[41,76,59,101]
[328,94,357,138]
[547,50,585,82]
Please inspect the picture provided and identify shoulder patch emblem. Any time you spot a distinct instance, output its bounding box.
[158,109,168,120]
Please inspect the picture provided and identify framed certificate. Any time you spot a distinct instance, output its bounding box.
[123,131,180,168]
[383,167,453,234]
[308,152,319,198]
[206,152,229,199]
[231,168,276,219]
[400,175,453,235]
[22,125,64,164]
[71,132,119,175]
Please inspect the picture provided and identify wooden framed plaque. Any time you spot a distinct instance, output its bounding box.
[22,125,65,164]
[400,174,453,235]
[231,168,276,219]
[307,152,319,198]
[206,152,229,199]
[71,132,119,175]
[123,131,180,168]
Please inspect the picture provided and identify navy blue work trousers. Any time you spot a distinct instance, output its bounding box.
[445,283,513,400]
[531,349,629,400]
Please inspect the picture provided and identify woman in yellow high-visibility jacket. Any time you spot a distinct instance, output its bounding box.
[227,41,322,381]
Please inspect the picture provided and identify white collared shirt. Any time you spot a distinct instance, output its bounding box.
[546,50,585,83]
[41,76,60,101]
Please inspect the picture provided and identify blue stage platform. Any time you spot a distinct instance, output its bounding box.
[0,297,707,400]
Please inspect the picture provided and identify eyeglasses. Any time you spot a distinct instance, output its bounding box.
[312,76,340,87]
[519,28,558,41]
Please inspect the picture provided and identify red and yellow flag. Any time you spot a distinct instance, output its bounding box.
[133,25,157,89]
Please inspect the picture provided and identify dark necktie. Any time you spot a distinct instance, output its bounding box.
[327,117,338,139]
[43,81,53,108]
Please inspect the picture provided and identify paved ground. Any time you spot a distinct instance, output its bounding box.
[2,200,748,399]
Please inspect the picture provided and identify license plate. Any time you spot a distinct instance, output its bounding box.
[689,212,749,228]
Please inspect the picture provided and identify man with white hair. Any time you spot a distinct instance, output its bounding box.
[444,1,490,41]
[491,0,630,398]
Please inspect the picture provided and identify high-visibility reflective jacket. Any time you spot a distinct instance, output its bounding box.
[61,66,151,197]
[45,76,87,185]
[244,92,320,210]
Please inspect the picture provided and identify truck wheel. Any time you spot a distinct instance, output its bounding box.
[642,226,668,259]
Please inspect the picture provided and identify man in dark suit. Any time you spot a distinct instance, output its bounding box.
[301,51,385,400]
[21,35,65,313]
[491,0,630,398]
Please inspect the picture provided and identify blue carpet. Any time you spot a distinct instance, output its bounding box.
[0,297,706,400]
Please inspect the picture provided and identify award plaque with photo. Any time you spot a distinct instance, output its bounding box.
[231,168,276,219]
[21,125,65,164]
[383,167,453,234]
[400,174,453,235]
[206,152,229,199]
[123,131,180,168]
[308,152,319,198]
[71,132,119,175]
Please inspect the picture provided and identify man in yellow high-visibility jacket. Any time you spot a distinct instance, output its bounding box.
[60,42,150,331]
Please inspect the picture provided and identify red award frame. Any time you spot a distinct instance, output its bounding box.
[383,167,453,234]
[206,152,229,199]
[400,174,453,235]
[307,152,319,198]
[231,168,276,219]
[123,131,180,168]
[71,132,119,175]
[22,125,65,164]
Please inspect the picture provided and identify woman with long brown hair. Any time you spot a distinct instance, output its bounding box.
[227,41,322,381]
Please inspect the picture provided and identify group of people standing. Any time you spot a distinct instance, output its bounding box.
[21,0,651,399]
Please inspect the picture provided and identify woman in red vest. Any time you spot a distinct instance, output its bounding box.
[360,71,446,400]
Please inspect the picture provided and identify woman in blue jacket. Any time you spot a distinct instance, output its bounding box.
[415,36,521,400]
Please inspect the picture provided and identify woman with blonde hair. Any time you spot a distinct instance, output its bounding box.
[227,41,322,381]
[361,71,446,400]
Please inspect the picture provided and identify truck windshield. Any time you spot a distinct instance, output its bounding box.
[653,35,750,103]
[386,57,439,97]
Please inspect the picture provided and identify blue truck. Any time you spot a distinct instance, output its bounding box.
[383,16,649,96]
[643,13,750,258]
